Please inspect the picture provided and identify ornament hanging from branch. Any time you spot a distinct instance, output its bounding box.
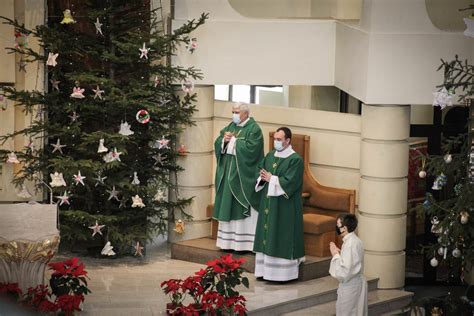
[94,172,107,187]
[46,52,58,67]
[69,111,79,122]
[154,189,165,201]
[89,220,105,237]
[103,148,122,163]
[460,211,469,224]
[154,76,160,87]
[131,172,140,185]
[419,156,426,178]
[431,216,442,234]
[101,241,116,256]
[73,170,86,186]
[181,80,194,93]
[6,152,20,164]
[174,219,185,234]
[0,95,7,111]
[18,58,27,72]
[50,79,60,91]
[55,191,70,206]
[49,172,66,187]
[133,241,144,257]
[70,86,85,99]
[136,109,150,124]
[444,154,452,163]
[17,184,32,199]
[186,37,197,53]
[432,87,454,110]
[107,186,120,202]
[118,121,134,136]
[157,136,170,149]
[51,138,66,154]
[97,138,108,153]
[92,85,104,100]
[131,195,145,208]
[60,9,76,24]
[139,42,150,59]
[94,18,103,35]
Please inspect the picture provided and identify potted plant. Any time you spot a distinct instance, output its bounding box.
[161,254,249,315]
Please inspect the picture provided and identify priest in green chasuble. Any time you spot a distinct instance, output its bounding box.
[253,127,305,281]
[213,103,264,251]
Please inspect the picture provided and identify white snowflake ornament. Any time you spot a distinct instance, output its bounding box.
[158,137,170,149]
[94,17,103,36]
[103,148,122,163]
[51,138,66,154]
[92,85,104,100]
[133,241,144,257]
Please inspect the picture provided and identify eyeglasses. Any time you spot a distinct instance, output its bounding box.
[232,111,240,114]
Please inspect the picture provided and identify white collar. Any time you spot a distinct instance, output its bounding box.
[343,232,355,242]
[274,144,295,158]
[237,117,250,127]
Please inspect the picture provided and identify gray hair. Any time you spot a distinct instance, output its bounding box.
[233,102,250,114]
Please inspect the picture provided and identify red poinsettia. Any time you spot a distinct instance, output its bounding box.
[56,294,84,315]
[162,254,249,315]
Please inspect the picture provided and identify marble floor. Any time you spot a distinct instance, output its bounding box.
[48,238,340,316]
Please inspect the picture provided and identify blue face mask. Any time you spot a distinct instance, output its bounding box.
[232,113,241,124]
[274,140,284,151]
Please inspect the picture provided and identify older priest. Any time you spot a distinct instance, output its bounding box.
[253,127,305,281]
[213,103,264,251]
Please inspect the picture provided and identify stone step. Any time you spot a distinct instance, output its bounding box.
[171,237,331,281]
[282,289,414,316]
[247,276,379,315]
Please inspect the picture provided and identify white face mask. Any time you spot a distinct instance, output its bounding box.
[274,140,284,151]
[232,113,241,124]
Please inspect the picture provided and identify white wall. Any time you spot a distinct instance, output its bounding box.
[213,101,361,202]
[173,0,473,105]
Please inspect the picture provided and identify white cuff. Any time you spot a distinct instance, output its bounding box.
[225,136,237,155]
[267,175,286,197]
[255,176,266,192]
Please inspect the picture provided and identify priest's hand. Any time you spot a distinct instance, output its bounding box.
[224,131,233,143]
[329,242,340,256]
[260,169,272,182]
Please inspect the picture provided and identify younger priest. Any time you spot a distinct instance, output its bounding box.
[253,127,305,281]
[329,214,368,316]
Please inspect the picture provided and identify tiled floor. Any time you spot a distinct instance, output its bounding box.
[48,238,339,315]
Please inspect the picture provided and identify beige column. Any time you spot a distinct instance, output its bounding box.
[168,86,214,242]
[358,104,410,289]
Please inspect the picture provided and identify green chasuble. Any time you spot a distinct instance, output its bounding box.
[213,117,264,221]
[253,150,305,260]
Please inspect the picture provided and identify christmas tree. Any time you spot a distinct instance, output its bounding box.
[0,1,207,256]
[419,54,473,280]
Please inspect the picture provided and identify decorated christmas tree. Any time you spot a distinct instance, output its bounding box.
[419,54,473,281]
[0,1,207,256]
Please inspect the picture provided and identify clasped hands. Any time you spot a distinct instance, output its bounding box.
[223,131,234,143]
[329,242,340,256]
[259,169,272,182]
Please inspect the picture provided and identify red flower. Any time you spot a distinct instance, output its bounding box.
[233,302,247,315]
[56,294,84,315]
[0,282,22,296]
[38,299,59,313]
[195,268,207,277]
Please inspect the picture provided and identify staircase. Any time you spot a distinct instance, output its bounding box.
[171,237,414,315]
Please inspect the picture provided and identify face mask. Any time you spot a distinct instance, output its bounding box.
[274,140,284,151]
[336,225,343,235]
[232,113,241,124]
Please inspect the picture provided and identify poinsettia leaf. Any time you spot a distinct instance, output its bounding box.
[242,277,249,288]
